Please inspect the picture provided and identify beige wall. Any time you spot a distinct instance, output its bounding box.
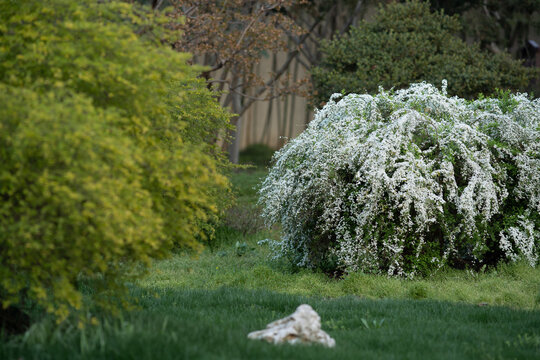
[238,52,313,151]
[236,2,379,151]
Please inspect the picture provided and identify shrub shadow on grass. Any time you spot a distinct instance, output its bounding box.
[0,306,30,337]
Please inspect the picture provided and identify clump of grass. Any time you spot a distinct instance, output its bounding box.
[408,283,429,300]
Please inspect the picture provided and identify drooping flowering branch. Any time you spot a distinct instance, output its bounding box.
[259,82,539,277]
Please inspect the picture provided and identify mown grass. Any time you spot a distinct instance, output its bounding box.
[228,167,267,206]
[2,287,539,360]
[1,169,539,359]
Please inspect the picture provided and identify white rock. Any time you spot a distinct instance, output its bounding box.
[247,304,336,347]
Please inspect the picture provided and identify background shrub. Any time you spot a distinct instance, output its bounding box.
[0,0,231,320]
[239,144,275,168]
[259,82,539,277]
[311,0,537,107]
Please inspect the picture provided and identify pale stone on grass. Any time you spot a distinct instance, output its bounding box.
[247,304,336,347]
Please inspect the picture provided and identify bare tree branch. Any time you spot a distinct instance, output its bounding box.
[238,48,300,117]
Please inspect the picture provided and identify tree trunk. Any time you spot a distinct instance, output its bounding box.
[227,91,243,163]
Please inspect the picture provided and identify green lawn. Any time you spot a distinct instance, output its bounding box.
[1,169,539,359]
[142,239,540,309]
[2,287,539,359]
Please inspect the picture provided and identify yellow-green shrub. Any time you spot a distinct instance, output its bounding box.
[0,85,166,319]
[0,0,231,319]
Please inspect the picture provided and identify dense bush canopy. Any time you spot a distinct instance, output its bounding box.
[260,82,539,277]
[0,0,230,319]
[311,0,536,107]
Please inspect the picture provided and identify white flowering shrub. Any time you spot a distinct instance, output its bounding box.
[259,82,540,277]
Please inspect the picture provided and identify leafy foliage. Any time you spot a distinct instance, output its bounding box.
[0,0,230,320]
[259,82,539,277]
[311,0,537,107]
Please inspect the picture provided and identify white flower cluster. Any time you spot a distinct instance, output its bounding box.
[259,82,539,277]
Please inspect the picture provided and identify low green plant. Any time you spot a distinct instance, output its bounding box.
[408,284,429,300]
[361,318,385,330]
[235,242,249,257]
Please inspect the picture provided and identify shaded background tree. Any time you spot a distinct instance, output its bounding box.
[425,0,540,55]
[311,1,537,106]
[142,0,378,161]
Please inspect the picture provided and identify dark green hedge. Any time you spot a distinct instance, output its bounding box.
[311,0,537,107]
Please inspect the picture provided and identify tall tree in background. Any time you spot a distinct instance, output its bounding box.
[284,0,376,67]
[465,0,540,56]
[426,0,540,55]
[311,0,536,105]
[283,0,378,108]
[426,0,540,92]
[148,0,374,162]
[168,0,307,163]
